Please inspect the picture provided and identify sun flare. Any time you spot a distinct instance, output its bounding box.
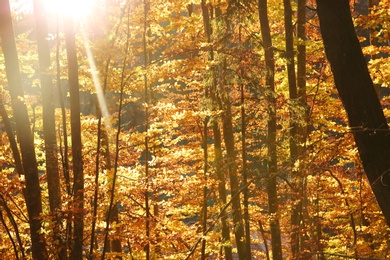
[43,0,98,20]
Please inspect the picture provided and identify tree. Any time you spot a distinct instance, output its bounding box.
[316,0,390,226]
[2,0,390,258]
[32,0,66,258]
[64,14,84,260]
[258,0,283,259]
[0,0,47,258]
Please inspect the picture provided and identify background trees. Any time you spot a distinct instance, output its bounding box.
[0,0,389,259]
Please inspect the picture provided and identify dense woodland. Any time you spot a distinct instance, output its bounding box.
[0,0,390,259]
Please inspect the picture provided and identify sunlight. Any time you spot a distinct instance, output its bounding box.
[43,0,98,20]
[82,32,112,133]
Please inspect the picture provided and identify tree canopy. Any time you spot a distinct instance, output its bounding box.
[0,0,389,259]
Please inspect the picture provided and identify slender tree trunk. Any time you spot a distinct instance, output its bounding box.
[32,1,66,258]
[92,63,122,260]
[296,0,309,257]
[201,4,233,259]
[0,1,47,258]
[315,175,325,259]
[0,0,47,259]
[212,119,234,260]
[220,81,247,259]
[101,6,132,259]
[317,0,390,226]
[0,183,25,259]
[200,1,211,258]
[56,18,72,255]
[258,220,270,260]
[64,15,84,260]
[56,19,71,196]
[201,114,208,260]
[33,0,62,217]
[238,23,252,259]
[0,102,23,176]
[282,0,301,258]
[258,1,283,259]
[143,1,151,258]
[215,4,247,258]
[297,0,307,103]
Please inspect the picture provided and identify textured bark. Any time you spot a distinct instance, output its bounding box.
[258,0,283,259]
[0,1,47,258]
[317,0,390,226]
[64,16,84,260]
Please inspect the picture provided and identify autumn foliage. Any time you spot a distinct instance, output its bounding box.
[0,0,389,259]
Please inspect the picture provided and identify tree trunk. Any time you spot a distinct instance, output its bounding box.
[258,1,283,259]
[212,119,234,260]
[0,1,47,258]
[64,16,84,260]
[32,1,66,258]
[220,89,247,259]
[143,1,151,258]
[201,3,234,258]
[282,0,302,258]
[296,0,309,257]
[316,0,390,226]
[238,23,252,260]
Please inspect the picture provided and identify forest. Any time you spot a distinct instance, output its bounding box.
[0,0,390,259]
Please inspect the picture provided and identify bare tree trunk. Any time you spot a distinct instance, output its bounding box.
[200,1,211,258]
[212,119,234,260]
[0,1,47,258]
[143,0,151,258]
[258,1,283,259]
[64,15,84,260]
[220,82,247,259]
[316,0,390,226]
[238,23,252,260]
[200,4,233,259]
[296,0,309,257]
[282,0,302,258]
[32,1,66,258]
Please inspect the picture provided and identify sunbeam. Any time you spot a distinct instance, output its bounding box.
[82,32,112,133]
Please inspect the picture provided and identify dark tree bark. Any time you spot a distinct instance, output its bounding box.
[143,1,151,258]
[316,0,390,226]
[283,0,307,258]
[201,4,233,259]
[0,0,47,258]
[32,1,66,258]
[258,0,283,259]
[238,21,252,260]
[33,0,62,215]
[212,120,234,260]
[295,0,309,257]
[64,16,84,260]
[221,90,247,259]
